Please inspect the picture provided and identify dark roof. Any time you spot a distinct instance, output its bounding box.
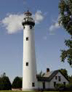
[37,70,69,82]
[25,10,32,16]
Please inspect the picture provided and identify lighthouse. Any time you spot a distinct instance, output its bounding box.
[22,10,38,91]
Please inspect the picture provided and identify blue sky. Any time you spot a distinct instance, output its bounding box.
[0,0,72,82]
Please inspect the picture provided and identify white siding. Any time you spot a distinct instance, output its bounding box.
[23,21,38,90]
[38,82,43,89]
[45,82,50,89]
[49,72,69,89]
[38,81,50,89]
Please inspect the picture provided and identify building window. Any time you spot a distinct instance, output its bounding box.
[30,25,32,29]
[54,82,56,87]
[32,82,35,87]
[63,82,66,85]
[55,76,57,80]
[58,76,61,81]
[26,62,29,66]
[26,37,29,41]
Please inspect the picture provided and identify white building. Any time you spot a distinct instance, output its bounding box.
[22,11,38,91]
[37,68,69,90]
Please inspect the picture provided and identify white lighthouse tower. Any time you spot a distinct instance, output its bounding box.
[22,10,38,91]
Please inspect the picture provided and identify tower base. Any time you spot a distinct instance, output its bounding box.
[22,88,38,91]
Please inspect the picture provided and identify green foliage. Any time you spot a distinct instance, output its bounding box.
[59,0,72,66]
[59,0,72,35]
[38,71,45,77]
[60,69,68,78]
[55,83,65,91]
[55,83,72,91]
[0,76,11,90]
[65,83,72,90]
[61,48,72,65]
[12,76,22,89]
[68,76,72,83]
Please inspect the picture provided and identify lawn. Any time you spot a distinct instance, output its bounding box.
[0,91,72,92]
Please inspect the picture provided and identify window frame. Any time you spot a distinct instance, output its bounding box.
[58,76,61,81]
[32,82,35,87]
[26,62,29,66]
[30,25,32,29]
[55,76,57,80]
[26,37,29,41]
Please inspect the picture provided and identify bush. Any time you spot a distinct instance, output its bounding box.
[65,83,72,90]
[0,76,11,90]
[55,84,65,91]
[12,76,22,89]
[55,83,72,91]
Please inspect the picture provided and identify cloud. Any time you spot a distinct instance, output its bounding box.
[1,10,44,34]
[2,14,24,34]
[33,10,44,24]
[49,15,61,34]
[49,22,60,32]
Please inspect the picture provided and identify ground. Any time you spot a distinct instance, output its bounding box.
[0,91,72,92]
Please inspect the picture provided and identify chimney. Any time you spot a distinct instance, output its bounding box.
[46,68,50,73]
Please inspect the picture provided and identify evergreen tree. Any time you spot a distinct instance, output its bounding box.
[59,0,72,66]
[12,76,22,89]
[0,76,11,90]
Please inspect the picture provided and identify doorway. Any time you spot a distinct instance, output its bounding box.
[43,82,45,89]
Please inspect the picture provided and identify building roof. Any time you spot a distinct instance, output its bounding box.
[37,70,69,82]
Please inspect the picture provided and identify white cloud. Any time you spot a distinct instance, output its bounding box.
[33,10,44,24]
[49,15,61,33]
[1,10,44,34]
[2,14,24,34]
[49,22,60,32]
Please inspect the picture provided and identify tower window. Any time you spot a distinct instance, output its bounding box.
[26,37,29,41]
[24,26,25,29]
[32,82,35,87]
[26,62,29,66]
[30,25,32,29]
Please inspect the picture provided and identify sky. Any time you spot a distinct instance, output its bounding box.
[0,0,72,82]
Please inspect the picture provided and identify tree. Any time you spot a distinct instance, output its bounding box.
[60,69,68,78]
[38,71,45,77]
[68,76,72,83]
[12,76,22,89]
[1,72,6,77]
[59,0,72,66]
[0,76,11,90]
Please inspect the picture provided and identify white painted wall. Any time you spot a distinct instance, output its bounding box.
[45,82,50,89]
[49,72,69,89]
[22,24,38,90]
[38,72,69,89]
[38,82,43,89]
[38,82,50,89]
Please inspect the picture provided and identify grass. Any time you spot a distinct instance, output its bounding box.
[0,91,72,92]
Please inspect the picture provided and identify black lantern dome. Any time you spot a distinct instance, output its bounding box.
[22,10,35,26]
